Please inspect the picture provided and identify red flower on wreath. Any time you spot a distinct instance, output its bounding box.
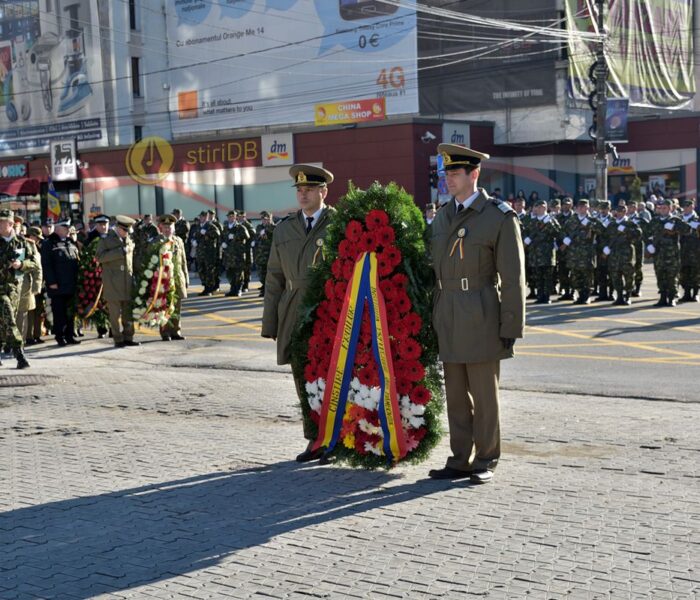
[359,231,379,253]
[384,246,402,268]
[331,258,345,281]
[396,359,425,382]
[345,220,364,243]
[397,338,422,361]
[376,226,395,247]
[338,239,358,261]
[376,253,394,277]
[409,385,431,406]
[366,209,389,231]
[404,312,422,336]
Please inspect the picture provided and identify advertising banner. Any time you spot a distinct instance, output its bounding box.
[166,0,418,133]
[419,0,559,114]
[566,0,695,109]
[0,0,107,155]
[314,98,385,126]
[605,98,629,143]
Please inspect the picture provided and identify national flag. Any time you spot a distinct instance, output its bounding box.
[47,174,61,219]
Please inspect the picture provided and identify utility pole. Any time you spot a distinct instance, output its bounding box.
[592,0,608,202]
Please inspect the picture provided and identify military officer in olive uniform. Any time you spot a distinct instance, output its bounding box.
[254,211,275,297]
[221,210,250,297]
[647,198,688,306]
[156,214,189,341]
[193,210,221,295]
[96,215,141,347]
[678,198,700,302]
[0,209,37,368]
[604,201,642,305]
[428,144,525,484]
[262,164,335,463]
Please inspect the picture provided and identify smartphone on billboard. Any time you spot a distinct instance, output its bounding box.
[339,0,398,20]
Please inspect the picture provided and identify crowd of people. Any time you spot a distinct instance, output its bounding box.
[0,208,276,370]
[426,194,700,308]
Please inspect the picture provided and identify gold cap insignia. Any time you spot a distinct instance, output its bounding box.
[296,171,308,185]
[440,151,452,166]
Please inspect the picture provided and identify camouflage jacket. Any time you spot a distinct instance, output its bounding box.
[254,223,275,267]
[193,221,221,258]
[562,214,598,270]
[680,212,700,263]
[648,215,688,260]
[523,214,560,267]
[221,223,250,269]
[0,234,39,296]
[174,218,190,245]
[604,218,642,268]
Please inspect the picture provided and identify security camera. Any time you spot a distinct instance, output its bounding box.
[421,131,436,143]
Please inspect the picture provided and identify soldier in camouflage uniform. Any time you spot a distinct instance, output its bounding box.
[556,197,575,300]
[193,210,221,296]
[592,199,613,301]
[603,201,642,305]
[206,210,223,292]
[254,211,275,297]
[133,215,158,274]
[221,210,250,297]
[562,199,597,304]
[0,209,36,368]
[237,210,255,293]
[522,199,560,304]
[512,197,534,298]
[678,198,700,302]
[627,200,650,296]
[647,197,689,306]
[173,209,190,251]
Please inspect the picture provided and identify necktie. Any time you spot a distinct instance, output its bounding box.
[457,203,464,213]
[306,216,314,234]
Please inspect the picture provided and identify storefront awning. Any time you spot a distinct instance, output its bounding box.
[0,178,40,196]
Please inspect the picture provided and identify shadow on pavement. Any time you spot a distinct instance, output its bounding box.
[0,461,456,598]
[594,317,700,338]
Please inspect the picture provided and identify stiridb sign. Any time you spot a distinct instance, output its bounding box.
[261,133,294,167]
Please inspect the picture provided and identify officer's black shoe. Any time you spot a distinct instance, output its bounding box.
[24,339,35,347]
[123,340,141,347]
[55,338,67,347]
[428,466,473,480]
[161,336,171,342]
[66,338,81,345]
[34,338,45,344]
[114,341,126,348]
[14,349,30,370]
[653,293,667,307]
[469,469,494,485]
[97,333,106,339]
[296,446,324,463]
[199,290,212,297]
[170,334,186,341]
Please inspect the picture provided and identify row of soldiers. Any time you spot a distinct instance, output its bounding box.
[185,209,276,298]
[516,196,700,306]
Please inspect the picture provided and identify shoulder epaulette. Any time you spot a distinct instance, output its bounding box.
[493,199,514,214]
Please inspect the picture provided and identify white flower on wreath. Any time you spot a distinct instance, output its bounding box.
[134,298,143,306]
[364,442,383,456]
[305,377,325,413]
[358,418,383,437]
[150,256,158,266]
[144,270,154,278]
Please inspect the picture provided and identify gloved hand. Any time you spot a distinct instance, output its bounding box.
[501,337,515,350]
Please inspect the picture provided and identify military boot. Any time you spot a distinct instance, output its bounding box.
[667,292,678,307]
[691,288,699,302]
[562,289,575,301]
[623,294,632,305]
[631,283,641,297]
[679,288,692,303]
[612,291,626,306]
[14,348,30,370]
[526,289,537,300]
[653,292,667,307]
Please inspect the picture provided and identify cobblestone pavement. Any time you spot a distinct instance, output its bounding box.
[1,341,698,600]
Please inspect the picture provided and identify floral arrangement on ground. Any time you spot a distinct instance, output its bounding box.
[75,238,109,331]
[291,181,442,469]
[132,239,177,328]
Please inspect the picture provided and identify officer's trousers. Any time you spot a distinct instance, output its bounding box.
[106,299,134,343]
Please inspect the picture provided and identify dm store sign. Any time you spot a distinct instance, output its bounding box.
[262,133,294,167]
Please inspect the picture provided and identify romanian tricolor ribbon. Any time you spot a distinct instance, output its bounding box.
[313,252,407,463]
[83,284,103,320]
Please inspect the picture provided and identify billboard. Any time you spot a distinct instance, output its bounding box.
[0,0,107,155]
[419,0,559,114]
[566,0,695,109]
[166,0,418,133]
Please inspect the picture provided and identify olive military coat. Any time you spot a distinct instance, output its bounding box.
[96,230,134,303]
[430,190,526,363]
[262,207,334,365]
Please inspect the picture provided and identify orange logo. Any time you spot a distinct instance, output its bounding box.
[126,137,175,185]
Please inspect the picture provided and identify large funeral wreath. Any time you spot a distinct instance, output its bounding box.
[291,182,443,469]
